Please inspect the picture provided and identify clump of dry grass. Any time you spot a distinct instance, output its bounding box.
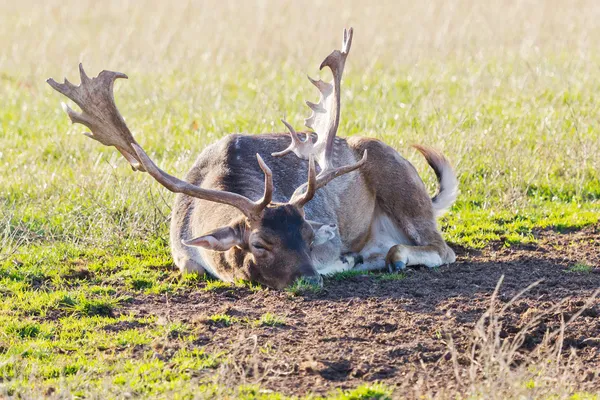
[432,277,600,399]
[0,201,27,262]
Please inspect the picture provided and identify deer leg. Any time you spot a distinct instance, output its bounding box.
[353,240,455,273]
[381,216,455,272]
[347,137,457,274]
[385,243,455,272]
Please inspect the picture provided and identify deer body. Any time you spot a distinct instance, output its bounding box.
[48,28,458,289]
[171,133,457,285]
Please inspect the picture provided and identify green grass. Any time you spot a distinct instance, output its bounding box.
[566,263,595,274]
[326,269,409,282]
[285,277,324,296]
[377,272,408,281]
[324,384,393,400]
[256,313,286,327]
[1,0,600,398]
[326,270,373,281]
[206,314,237,327]
[203,280,233,292]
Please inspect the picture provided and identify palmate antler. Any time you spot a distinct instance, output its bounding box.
[47,63,360,219]
[273,27,367,176]
[47,65,144,171]
[47,64,274,221]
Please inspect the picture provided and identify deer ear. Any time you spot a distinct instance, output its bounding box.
[308,220,337,246]
[182,226,243,251]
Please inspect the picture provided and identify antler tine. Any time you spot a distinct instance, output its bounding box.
[290,154,317,208]
[314,149,367,190]
[271,119,314,158]
[342,27,353,55]
[254,154,274,210]
[274,27,354,173]
[49,64,274,221]
[78,63,91,84]
[291,150,367,208]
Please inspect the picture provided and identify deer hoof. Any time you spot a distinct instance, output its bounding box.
[388,260,406,272]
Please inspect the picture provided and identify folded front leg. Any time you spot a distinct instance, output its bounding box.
[385,243,456,272]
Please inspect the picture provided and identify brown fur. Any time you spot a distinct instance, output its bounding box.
[169,134,457,284]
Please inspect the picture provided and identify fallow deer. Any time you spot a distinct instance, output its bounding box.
[47,28,458,289]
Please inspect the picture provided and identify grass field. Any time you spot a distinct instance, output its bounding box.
[1,1,600,398]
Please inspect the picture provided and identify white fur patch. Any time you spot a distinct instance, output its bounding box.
[313,224,337,245]
[432,161,459,217]
[317,256,354,275]
[359,212,409,261]
[411,251,443,268]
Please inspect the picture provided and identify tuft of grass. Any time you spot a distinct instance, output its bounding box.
[203,280,232,292]
[207,314,236,327]
[326,270,409,282]
[234,279,265,292]
[377,272,407,281]
[566,263,594,274]
[73,298,116,317]
[5,321,44,339]
[326,270,372,281]
[171,348,220,371]
[166,323,190,340]
[285,277,323,296]
[326,384,394,400]
[256,313,286,327]
[59,295,128,317]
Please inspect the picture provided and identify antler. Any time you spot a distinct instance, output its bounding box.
[273,27,354,172]
[47,64,273,221]
[273,27,366,206]
[290,150,368,208]
[47,64,144,171]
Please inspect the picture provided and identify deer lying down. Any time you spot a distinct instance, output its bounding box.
[47,28,458,289]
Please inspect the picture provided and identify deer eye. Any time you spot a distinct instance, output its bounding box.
[251,241,272,254]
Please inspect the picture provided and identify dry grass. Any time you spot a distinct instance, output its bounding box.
[2,0,600,75]
[440,279,600,399]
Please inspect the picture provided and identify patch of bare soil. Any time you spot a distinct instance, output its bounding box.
[124,225,600,397]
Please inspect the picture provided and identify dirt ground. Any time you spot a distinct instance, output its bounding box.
[125,225,600,397]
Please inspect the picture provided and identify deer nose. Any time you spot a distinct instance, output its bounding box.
[296,261,322,286]
[294,260,323,288]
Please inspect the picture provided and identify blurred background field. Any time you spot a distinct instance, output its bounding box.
[1,0,599,397]
[1,0,600,251]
